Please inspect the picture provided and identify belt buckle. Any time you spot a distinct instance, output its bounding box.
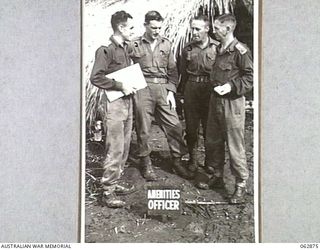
[154,78,158,84]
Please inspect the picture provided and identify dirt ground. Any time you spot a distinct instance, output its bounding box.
[85,109,254,243]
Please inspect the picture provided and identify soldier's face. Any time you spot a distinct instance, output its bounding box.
[145,20,162,41]
[191,19,209,43]
[213,20,228,41]
[119,18,135,41]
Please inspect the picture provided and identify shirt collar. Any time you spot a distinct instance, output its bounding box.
[110,35,125,48]
[141,33,164,44]
[219,38,238,53]
[189,36,219,49]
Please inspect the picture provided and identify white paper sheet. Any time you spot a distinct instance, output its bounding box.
[105,63,147,102]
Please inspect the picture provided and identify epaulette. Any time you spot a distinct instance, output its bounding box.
[97,44,111,55]
[101,39,114,49]
[235,42,248,55]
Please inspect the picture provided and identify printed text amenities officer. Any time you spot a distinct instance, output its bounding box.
[128,11,191,181]
[205,14,253,203]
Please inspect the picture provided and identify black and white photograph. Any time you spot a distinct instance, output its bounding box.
[3,0,320,246]
[83,0,258,243]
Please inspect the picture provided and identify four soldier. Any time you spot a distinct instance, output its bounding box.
[90,10,253,207]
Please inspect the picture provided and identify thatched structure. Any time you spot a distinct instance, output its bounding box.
[84,0,253,128]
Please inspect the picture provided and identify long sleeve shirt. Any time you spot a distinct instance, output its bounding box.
[210,38,253,98]
[178,37,219,92]
[90,36,131,91]
[127,34,178,93]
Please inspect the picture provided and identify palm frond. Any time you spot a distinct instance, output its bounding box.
[84,0,251,127]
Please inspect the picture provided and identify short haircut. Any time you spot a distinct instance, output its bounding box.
[111,11,132,31]
[144,11,164,24]
[191,14,210,26]
[215,14,237,30]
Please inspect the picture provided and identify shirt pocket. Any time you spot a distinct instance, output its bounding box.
[129,46,145,58]
[213,62,233,82]
[186,51,198,71]
[218,62,232,72]
[219,63,232,71]
[204,51,217,71]
[113,54,127,65]
[157,49,169,67]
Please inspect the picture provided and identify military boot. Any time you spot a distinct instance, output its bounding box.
[172,157,193,179]
[140,156,157,181]
[196,176,224,190]
[208,176,225,189]
[102,191,126,208]
[229,186,247,204]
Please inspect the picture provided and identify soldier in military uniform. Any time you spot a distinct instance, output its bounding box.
[90,11,136,208]
[205,14,253,203]
[178,15,219,174]
[128,11,190,181]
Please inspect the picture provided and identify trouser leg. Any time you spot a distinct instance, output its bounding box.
[224,97,249,188]
[227,127,248,187]
[184,81,201,152]
[155,84,187,158]
[184,81,211,149]
[199,84,211,141]
[101,98,131,188]
[121,99,133,168]
[205,95,225,177]
[133,86,155,158]
[101,119,125,187]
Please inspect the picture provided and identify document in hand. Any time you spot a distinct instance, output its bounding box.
[105,63,147,102]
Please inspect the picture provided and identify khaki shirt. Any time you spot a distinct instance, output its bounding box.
[128,34,178,93]
[210,38,253,98]
[90,36,131,91]
[178,37,219,92]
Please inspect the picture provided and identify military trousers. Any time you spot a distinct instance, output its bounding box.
[183,79,211,152]
[205,94,249,187]
[133,83,187,158]
[101,96,133,189]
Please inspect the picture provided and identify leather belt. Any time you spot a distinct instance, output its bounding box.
[188,75,210,83]
[145,77,168,84]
